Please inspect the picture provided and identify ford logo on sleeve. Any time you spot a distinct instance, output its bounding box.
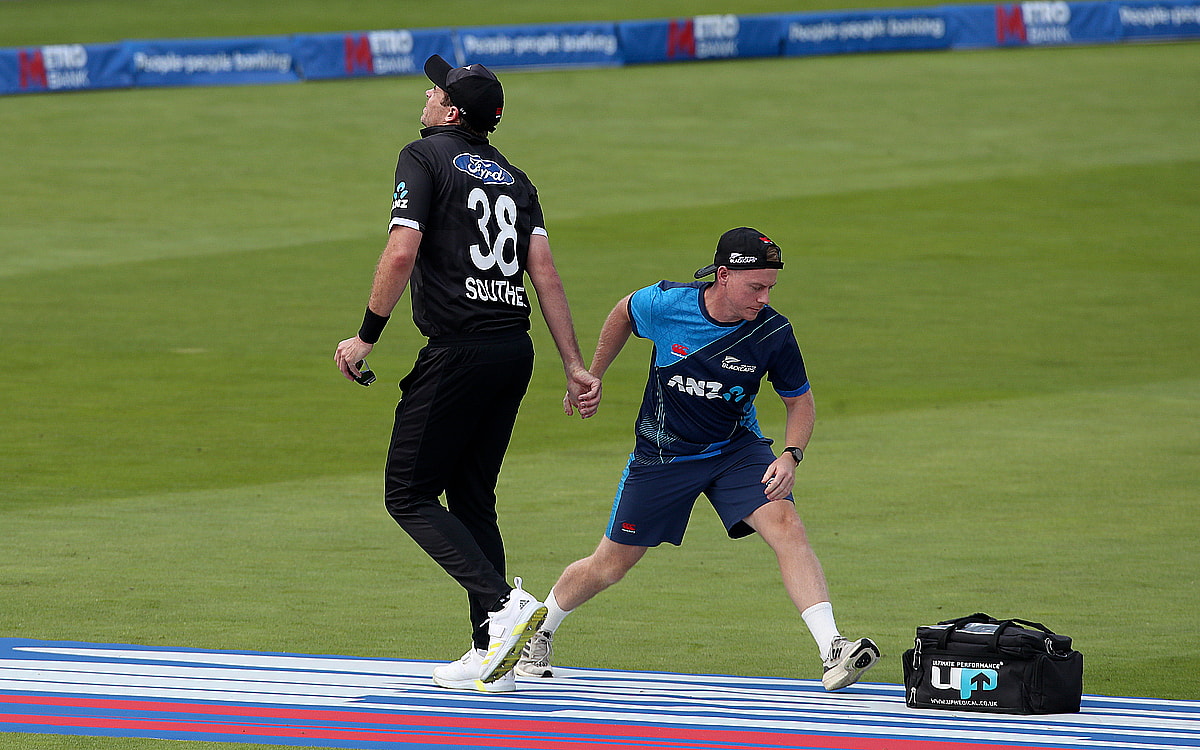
[453,153,515,185]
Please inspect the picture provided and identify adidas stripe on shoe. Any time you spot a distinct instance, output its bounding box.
[478,577,547,684]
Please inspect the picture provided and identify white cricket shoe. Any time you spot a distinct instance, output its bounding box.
[822,637,880,691]
[478,577,547,684]
[432,648,516,693]
[515,630,554,678]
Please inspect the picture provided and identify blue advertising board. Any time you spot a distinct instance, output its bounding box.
[0,42,131,95]
[454,22,621,69]
[128,36,297,88]
[2,1,1198,98]
[783,8,951,56]
[1116,0,1200,37]
[294,28,455,80]
[618,14,783,65]
[948,1,1121,48]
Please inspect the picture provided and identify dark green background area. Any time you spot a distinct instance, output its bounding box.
[1,5,1197,749]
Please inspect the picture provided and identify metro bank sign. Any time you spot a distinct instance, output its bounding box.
[996,2,1076,43]
[287,27,454,81]
[15,45,91,91]
[618,13,782,64]
[343,31,418,75]
[666,15,741,58]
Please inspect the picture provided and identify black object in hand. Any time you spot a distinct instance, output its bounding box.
[353,360,376,387]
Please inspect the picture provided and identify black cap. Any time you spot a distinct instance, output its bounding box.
[694,227,784,278]
[424,54,504,133]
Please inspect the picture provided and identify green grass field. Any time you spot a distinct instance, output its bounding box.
[1,2,1199,747]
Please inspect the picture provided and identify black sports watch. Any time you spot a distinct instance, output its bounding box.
[784,446,804,464]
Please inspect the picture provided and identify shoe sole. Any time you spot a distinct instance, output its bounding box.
[514,663,554,678]
[822,638,881,691]
[479,604,548,684]
[432,674,515,693]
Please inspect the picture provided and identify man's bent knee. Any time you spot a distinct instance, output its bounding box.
[384,490,441,524]
[590,538,647,584]
[746,501,811,544]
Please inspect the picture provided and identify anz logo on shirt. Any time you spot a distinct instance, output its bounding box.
[666,375,748,403]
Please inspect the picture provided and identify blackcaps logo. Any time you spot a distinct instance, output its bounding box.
[453,153,514,185]
[721,356,756,373]
[393,183,409,209]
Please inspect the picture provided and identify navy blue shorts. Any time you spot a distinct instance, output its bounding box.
[605,440,793,547]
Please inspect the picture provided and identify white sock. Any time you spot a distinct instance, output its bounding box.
[801,602,841,662]
[541,589,574,634]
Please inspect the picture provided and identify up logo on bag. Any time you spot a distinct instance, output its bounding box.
[931,661,1000,699]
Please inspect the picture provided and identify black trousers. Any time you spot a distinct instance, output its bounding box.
[384,331,534,650]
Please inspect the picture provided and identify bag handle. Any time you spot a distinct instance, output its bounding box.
[932,614,1062,653]
[935,612,996,649]
[989,618,1058,652]
[1008,617,1052,633]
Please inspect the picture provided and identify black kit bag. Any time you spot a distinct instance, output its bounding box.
[903,613,1083,714]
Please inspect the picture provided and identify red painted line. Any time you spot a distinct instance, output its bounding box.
[0,695,1045,750]
[2,711,794,750]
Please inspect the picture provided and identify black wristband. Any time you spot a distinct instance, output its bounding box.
[358,308,389,344]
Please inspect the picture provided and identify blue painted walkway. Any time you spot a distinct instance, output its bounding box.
[1,639,1197,749]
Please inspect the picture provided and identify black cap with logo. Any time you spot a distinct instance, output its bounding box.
[694,227,784,278]
[424,54,504,133]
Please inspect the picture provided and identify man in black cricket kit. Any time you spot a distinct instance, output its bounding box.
[335,55,600,693]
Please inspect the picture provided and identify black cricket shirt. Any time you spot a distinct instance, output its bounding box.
[389,125,546,340]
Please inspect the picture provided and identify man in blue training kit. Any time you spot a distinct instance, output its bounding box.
[516,227,879,691]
